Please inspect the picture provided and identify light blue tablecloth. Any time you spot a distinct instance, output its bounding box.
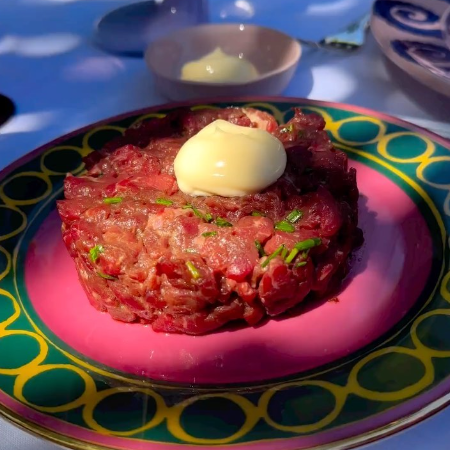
[1,0,450,449]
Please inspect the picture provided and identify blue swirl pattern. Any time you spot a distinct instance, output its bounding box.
[374,1,442,37]
[445,7,450,44]
[392,40,450,78]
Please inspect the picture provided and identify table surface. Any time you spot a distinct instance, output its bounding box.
[1,0,450,449]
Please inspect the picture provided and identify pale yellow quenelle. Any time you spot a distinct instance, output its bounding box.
[174,119,287,197]
[180,47,258,84]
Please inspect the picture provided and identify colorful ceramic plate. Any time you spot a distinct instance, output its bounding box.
[443,6,450,48]
[371,0,450,96]
[0,97,449,450]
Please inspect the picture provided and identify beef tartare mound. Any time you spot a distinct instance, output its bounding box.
[57,107,363,335]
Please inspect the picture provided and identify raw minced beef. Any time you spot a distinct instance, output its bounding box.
[57,107,363,335]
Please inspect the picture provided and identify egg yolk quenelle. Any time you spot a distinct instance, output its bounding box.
[180,47,258,84]
[174,120,287,197]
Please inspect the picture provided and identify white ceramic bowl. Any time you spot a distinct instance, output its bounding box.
[145,23,302,100]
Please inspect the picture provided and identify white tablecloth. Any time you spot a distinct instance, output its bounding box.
[1,0,450,448]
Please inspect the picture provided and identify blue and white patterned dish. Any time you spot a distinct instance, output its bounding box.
[443,6,450,48]
[371,0,450,96]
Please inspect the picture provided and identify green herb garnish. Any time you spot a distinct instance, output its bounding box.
[202,231,217,238]
[97,272,117,280]
[183,204,203,218]
[274,221,295,233]
[251,211,265,217]
[216,217,232,227]
[261,245,285,268]
[186,261,201,280]
[286,209,303,224]
[89,244,104,263]
[295,261,307,268]
[156,198,173,206]
[185,248,197,253]
[285,239,321,264]
[294,238,322,251]
[255,240,266,257]
[281,246,288,259]
[183,204,213,222]
[103,197,123,204]
[280,123,294,133]
[285,248,299,264]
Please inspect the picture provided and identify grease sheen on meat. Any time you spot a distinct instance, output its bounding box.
[57,107,363,335]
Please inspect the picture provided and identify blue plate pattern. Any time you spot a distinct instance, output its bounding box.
[374,0,443,37]
[372,0,450,91]
[391,40,450,77]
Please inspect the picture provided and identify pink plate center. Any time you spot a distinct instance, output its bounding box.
[24,161,433,384]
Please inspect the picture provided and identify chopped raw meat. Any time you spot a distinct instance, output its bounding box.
[57,107,363,335]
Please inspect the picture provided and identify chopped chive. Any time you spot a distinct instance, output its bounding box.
[261,245,285,268]
[89,244,104,263]
[97,272,117,280]
[286,209,303,224]
[155,198,173,206]
[286,243,317,265]
[251,211,265,217]
[281,246,288,259]
[294,238,322,251]
[285,247,299,264]
[103,197,123,204]
[216,217,232,227]
[202,231,217,238]
[183,204,212,222]
[185,248,197,253]
[255,240,266,257]
[295,261,307,268]
[280,123,294,133]
[183,204,203,218]
[186,261,201,280]
[274,221,295,233]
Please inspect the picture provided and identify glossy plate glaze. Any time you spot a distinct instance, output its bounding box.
[0,97,449,450]
[444,5,450,49]
[371,0,450,96]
